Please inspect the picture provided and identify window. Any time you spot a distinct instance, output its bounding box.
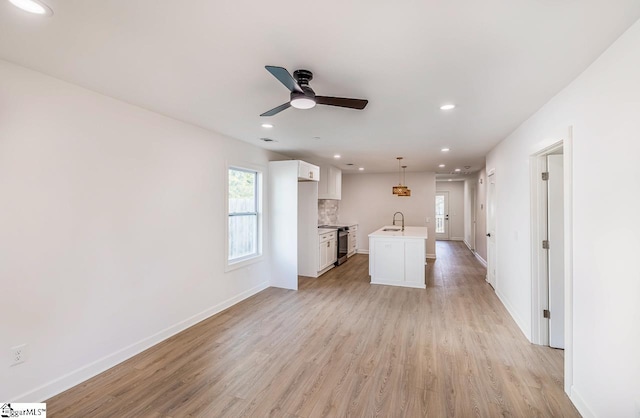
[227,167,261,264]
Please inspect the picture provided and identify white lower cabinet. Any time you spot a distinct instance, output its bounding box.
[347,224,358,257]
[368,228,427,289]
[318,231,337,273]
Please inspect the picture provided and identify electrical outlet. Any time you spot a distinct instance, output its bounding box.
[11,344,27,366]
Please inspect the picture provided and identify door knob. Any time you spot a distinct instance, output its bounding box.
[486,233,491,237]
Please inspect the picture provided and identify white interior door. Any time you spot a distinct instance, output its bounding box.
[435,192,450,240]
[547,154,565,349]
[487,173,496,288]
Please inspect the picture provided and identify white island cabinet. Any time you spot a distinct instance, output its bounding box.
[368,226,428,289]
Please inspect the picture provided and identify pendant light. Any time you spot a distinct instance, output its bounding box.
[392,157,410,196]
[398,165,411,196]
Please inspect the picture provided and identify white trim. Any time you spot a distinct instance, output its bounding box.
[530,149,551,346]
[356,249,369,255]
[496,289,530,340]
[13,281,270,403]
[463,239,473,251]
[474,253,487,267]
[317,264,335,276]
[225,161,265,273]
[570,386,596,418]
[564,128,574,395]
[450,237,464,241]
[371,280,426,289]
[426,253,436,259]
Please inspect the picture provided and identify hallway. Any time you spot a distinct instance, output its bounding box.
[46,241,579,417]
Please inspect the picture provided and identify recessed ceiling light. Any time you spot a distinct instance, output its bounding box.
[448,179,453,182]
[440,104,456,110]
[441,148,450,152]
[8,0,52,15]
[455,168,461,172]
[358,167,364,171]
[438,164,445,168]
[261,123,273,128]
[334,154,341,159]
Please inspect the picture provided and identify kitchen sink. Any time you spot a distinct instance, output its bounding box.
[382,228,401,231]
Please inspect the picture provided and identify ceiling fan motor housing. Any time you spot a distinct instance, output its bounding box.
[292,70,316,99]
[293,69,313,84]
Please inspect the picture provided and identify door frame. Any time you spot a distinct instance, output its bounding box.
[486,169,496,288]
[529,127,573,395]
[470,184,477,250]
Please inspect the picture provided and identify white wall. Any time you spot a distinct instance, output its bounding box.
[436,181,464,240]
[0,60,284,401]
[486,20,640,418]
[339,172,436,257]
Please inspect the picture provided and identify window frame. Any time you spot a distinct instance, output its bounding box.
[225,163,264,272]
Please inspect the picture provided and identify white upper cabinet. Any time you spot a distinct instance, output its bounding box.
[318,165,342,200]
[298,161,319,182]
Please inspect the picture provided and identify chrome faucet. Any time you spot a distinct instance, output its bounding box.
[392,212,405,231]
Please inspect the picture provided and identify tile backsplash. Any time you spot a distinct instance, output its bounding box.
[318,199,339,225]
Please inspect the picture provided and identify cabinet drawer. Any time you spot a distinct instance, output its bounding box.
[319,231,336,243]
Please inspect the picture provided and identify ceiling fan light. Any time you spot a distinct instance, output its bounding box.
[290,97,316,109]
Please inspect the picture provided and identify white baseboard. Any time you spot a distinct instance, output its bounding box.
[463,239,474,251]
[371,280,425,289]
[426,253,436,259]
[451,237,464,241]
[495,289,530,341]
[356,249,369,255]
[475,253,487,267]
[570,386,596,418]
[14,281,270,403]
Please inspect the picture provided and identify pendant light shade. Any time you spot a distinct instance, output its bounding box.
[392,157,411,196]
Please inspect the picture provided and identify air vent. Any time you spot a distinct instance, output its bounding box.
[346,163,355,166]
[260,138,277,142]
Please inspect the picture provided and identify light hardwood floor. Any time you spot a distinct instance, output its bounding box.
[46,241,580,417]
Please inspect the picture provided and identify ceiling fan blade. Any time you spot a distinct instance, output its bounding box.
[315,96,368,110]
[265,66,303,93]
[260,102,291,117]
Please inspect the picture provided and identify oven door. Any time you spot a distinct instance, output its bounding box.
[337,230,348,265]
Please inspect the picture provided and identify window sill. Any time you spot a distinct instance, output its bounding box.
[225,254,264,273]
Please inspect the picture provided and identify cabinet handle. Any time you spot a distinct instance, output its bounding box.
[310,171,313,179]
[327,241,330,247]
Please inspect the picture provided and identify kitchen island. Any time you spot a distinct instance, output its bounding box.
[368,226,428,289]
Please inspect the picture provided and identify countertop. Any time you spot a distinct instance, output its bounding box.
[368,226,428,239]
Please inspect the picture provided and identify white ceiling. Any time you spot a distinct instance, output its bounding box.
[1,0,639,174]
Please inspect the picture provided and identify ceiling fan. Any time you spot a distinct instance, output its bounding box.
[260,66,369,117]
